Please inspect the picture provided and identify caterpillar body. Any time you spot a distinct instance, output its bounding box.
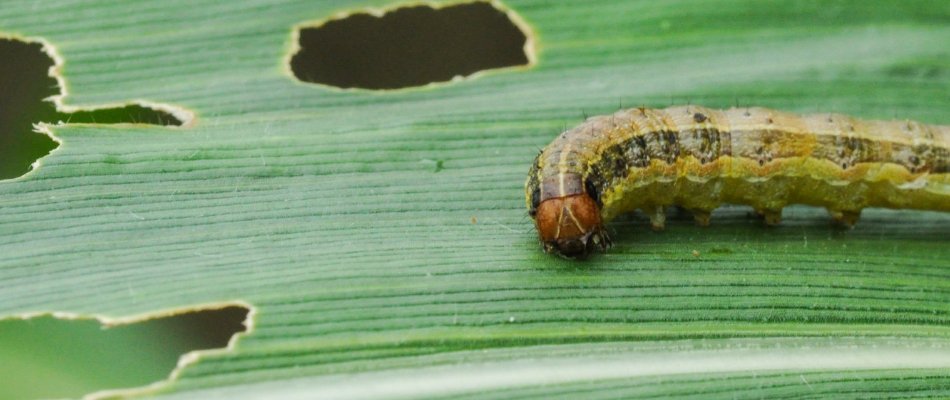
[525,105,950,258]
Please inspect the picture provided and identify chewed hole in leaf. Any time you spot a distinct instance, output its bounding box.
[0,37,185,181]
[289,1,533,90]
[0,305,250,400]
[0,38,59,180]
[59,103,184,126]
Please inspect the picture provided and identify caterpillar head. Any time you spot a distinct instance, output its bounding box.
[533,193,610,258]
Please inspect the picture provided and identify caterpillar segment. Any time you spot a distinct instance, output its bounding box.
[526,105,950,258]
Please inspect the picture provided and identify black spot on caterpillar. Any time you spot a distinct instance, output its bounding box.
[526,105,950,258]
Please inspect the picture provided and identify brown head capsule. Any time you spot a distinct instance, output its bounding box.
[528,173,610,258]
[534,194,609,257]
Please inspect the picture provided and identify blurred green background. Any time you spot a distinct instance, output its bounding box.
[0,308,247,399]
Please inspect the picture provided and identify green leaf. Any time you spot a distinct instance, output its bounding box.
[1,0,948,398]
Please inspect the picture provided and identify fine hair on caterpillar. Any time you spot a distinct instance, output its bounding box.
[525,105,950,258]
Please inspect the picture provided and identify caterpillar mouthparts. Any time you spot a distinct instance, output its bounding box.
[526,105,950,258]
[531,177,609,257]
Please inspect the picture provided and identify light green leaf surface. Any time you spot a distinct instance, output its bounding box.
[1,0,948,398]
